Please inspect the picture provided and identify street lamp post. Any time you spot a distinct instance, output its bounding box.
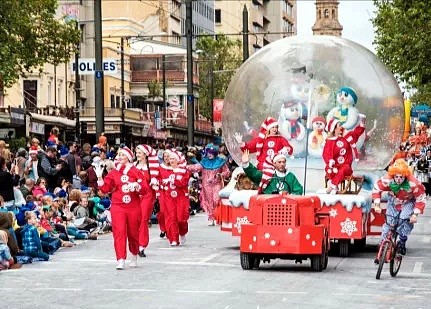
[185,0,194,146]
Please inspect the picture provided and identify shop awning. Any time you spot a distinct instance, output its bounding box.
[29,112,76,128]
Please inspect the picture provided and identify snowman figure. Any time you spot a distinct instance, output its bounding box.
[307,116,327,158]
[326,86,360,131]
[278,100,306,157]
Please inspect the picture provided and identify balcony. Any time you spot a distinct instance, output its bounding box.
[79,108,123,118]
[131,70,186,83]
[251,9,264,28]
[282,11,294,24]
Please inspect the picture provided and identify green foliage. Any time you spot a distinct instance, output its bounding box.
[0,0,80,88]
[196,34,242,119]
[148,79,161,98]
[372,0,431,103]
[7,137,27,153]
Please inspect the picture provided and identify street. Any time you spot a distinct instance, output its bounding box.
[2,208,431,309]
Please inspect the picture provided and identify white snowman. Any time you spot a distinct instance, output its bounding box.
[278,100,306,157]
[307,116,327,158]
[326,86,360,131]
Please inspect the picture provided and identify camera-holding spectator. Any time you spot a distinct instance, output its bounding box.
[0,156,20,211]
[37,147,61,191]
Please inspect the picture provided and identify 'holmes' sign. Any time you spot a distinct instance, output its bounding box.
[71,58,118,76]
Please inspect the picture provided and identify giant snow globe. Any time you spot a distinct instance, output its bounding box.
[223,36,403,192]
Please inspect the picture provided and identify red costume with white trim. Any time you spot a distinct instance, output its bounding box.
[98,163,149,260]
[158,154,190,245]
[240,117,293,170]
[135,144,160,250]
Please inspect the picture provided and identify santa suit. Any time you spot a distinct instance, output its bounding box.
[241,135,292,170]
[158,165,190,244]
[156,163,171,233]
[135,161,158,249]
[98,163,148,260]
[322,136,354,187]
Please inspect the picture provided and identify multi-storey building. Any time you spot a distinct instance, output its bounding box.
[312,0,343,36]
[214,0,297,54]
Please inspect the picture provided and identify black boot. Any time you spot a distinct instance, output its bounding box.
[139,249,147,258]
[159,231,166,238]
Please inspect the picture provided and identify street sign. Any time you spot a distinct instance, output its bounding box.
[71,58,118,76]
[95,71,103,79]
[187,95,194,102]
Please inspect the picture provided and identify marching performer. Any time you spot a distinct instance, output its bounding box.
[158,149,190,246]
[96,146,149,270]
[135,144,160,258]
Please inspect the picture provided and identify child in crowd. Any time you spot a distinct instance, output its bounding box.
[32,178,48,197]
[0,230,15,270]
[73,195,98,233]
[21,211,49,261]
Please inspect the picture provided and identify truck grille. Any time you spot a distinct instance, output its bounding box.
[264,204,295,226]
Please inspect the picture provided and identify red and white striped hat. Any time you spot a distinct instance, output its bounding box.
[258,117,279,139]
[29,146,39,155]
[136,144,156,157]
[325,118,339,133]
[120,146,134,162]
[136,144,160,177]
[167,149,181,162]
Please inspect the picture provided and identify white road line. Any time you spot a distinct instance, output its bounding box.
[413,262,423,274]
[26,288,83,291]
[332,293,377,297]
[175,290,230,294]
[199,253,222,263]
[103,289,156,292]
[256,291,308,295]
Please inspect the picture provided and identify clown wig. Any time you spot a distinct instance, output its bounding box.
[203,143,219,157]
[387,159,412,178]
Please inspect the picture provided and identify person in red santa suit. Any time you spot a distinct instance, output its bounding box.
[96,146,149,270]
[233,117,293,170]
[323,119,362,194]
[135,144,160,258]
[158,149,190,246]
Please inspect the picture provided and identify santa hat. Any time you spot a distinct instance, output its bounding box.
[120,146,134,162]
[258,117,279,139]
[29,146,38,155]
[167,149,181,162]
[257,152,286,193]
[312,116,326,126]
[326,119,339,133]
[136,144,159,177]
[338,87,358,105]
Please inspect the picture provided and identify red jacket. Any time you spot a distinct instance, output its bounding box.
[323,136,353,168]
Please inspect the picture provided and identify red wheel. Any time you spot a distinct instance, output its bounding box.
[376,242,390,279]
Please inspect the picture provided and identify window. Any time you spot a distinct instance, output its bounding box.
[110,94,115,108]
[215,9,221,23]
[48,81,52,105]
[23,80,38,110]
[332,9,335,19]
[80,24,85,43]
[116,96,120,108]
[324,9,329,18]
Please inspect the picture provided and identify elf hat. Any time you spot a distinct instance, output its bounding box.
[312,116,326,126]
[120,146,134,162]
[167,149,181,162]
[326,118,339,133]
[136,144,156,157]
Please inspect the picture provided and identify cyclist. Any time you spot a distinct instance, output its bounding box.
[372,159,426,259]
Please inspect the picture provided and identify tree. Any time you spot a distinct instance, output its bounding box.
[195,34,242,119]
[372,0,431,103]
[0,0,80,89]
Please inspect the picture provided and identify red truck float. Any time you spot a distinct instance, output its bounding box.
[238,193,330,271]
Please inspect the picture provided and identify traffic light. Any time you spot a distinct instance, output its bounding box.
[81,122,87,134]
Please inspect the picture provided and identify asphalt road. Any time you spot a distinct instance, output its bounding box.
[2,208,431,309]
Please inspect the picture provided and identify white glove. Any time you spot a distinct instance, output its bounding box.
[233,132,243,144]
[162,179,170,185]
[94,162,104,178]
[150,178,158,186]
[128,182,140,192]
[328,159,335,168]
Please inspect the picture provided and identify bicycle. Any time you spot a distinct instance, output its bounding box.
[375,210,409,279]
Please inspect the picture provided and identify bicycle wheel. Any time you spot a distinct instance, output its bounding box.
[376,242,390,279]
[389,244,403,277]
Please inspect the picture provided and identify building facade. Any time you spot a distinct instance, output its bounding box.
[312,0,343,36]
[214,0,297,53]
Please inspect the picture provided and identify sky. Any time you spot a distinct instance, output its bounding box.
[296,0,377,53]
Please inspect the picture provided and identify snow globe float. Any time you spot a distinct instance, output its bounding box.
[223,35,403,192]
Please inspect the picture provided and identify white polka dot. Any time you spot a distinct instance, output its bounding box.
[281,199,287,205]
[311,241,316,247]
[287,228,293,234]
[270,240,276,246]
[306,234,310,240]
[264,233,270,239]
[249,244,253,250]
[253,236,257,242]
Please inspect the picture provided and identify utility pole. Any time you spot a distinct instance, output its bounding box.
[186,0,194,146]
[75,20,81,143]
[120,37,126,143]
[94,0,105,139]
[162,54,167,129]
[209,66,214,128]
[242,5,249,63]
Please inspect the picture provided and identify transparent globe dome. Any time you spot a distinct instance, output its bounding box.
[223,36,403,191]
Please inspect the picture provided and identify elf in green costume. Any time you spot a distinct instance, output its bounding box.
[241,150,303,195]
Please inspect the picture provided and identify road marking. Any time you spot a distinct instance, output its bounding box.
[413,262,423,274]
[256,291,308,295]
[199,253,222,263]
[422,236,431,243]
[175,290,230,294]
[332,293,377,297]
[104,289,156,292]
